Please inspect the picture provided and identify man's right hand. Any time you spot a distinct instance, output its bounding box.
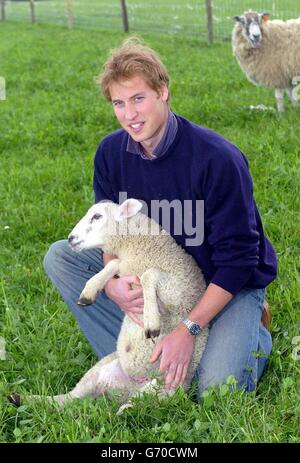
[104,276,144,328]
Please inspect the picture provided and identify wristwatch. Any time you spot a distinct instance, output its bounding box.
[182,319,202,336]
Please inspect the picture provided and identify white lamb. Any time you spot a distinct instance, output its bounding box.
[12,199,208,410]
[232,10,300,112]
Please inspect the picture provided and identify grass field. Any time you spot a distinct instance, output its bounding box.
[0,19,300,443]
[4,0,300,39]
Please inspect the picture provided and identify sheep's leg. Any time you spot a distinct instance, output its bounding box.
[13,352,136,408]
[275,88,285,112]
[78,258,121,306]
[141,268,167,339]
[46,353,119,406]
[286,86,299,108]
[9,353,116,407]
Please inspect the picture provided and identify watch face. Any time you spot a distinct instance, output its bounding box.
[190,324,201,335]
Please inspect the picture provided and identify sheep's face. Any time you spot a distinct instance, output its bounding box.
[234,11,270,49]
[68,202,110,251]
[68,199,143,252]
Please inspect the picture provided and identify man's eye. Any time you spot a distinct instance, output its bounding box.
[134,96,144,102]
[91,213,102,221]
[113,101,123,107]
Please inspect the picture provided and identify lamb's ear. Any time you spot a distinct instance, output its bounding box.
[233,15,245,25]
[261,12,270,22]
[115,199,143,221]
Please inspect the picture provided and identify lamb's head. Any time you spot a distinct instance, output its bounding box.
[233,11,270,48]
[68,199,143,252]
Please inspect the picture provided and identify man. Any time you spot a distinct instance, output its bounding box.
[44,38,277,397]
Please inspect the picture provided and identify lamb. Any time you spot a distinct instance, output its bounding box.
[232,10,300,112]
[11,199,208,411]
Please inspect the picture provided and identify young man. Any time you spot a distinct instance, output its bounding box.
[44,38,277,397]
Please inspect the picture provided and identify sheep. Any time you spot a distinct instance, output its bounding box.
[232,10,300,112]
[11,199,208,411]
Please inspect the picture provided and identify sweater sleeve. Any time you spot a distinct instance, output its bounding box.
[93,141,117,204]
[202,149,260,295]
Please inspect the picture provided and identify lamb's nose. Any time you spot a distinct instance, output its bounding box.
[68,234,77,244]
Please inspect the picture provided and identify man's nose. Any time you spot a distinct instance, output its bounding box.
[124,102,138,120]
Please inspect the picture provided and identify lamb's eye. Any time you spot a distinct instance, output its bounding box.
[91,213,102,221]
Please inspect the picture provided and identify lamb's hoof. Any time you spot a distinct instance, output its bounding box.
[116,402,133,416]
[78,297,93,306]
[8,393,21,407]
[145,329,160,339]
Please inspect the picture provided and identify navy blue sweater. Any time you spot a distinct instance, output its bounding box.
[93,114,277,295]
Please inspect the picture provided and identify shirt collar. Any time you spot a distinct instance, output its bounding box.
[126,111,178,160]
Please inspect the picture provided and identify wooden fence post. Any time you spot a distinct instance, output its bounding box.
[1,0,5,21]
[29,0,35,24]
[120,0,129,33]
[67,0,73,30]
[205,0,213,46]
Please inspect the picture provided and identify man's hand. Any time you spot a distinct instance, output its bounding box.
[105,276,144,327]
[150,324,195,391]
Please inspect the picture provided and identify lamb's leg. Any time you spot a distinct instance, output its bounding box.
[78,258,120,306]
[47,353,119,406]
[286,86,299,108]
[12,352,135,408]
[140,269,168,339]
[275,88,285,113]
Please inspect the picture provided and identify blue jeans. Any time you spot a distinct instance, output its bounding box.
[44,240,272,397]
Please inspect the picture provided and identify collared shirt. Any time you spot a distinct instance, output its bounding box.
[126,111,178,160]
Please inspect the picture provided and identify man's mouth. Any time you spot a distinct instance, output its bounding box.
[129,122,144,133]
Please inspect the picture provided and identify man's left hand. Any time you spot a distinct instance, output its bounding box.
[150,324,195,391]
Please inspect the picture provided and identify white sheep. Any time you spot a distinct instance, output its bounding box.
[232,10,300,112]
[12,199,208,411]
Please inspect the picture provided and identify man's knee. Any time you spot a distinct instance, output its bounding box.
[43,240,69,276]
[194,358,259,399]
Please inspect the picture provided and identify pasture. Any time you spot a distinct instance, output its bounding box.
[0,18,299,443]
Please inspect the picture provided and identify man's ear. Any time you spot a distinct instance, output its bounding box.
[115,199,143,221]
[160,84,169,103]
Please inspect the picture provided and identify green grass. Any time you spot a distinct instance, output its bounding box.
[5,0,300,39]
[0,20,300,443]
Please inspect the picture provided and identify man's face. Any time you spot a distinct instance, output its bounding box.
[109,75,169,153]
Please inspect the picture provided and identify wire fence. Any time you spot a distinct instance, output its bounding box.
[1,0,300,42]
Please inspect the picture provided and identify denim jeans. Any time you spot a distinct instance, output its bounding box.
[44,240,272,397]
